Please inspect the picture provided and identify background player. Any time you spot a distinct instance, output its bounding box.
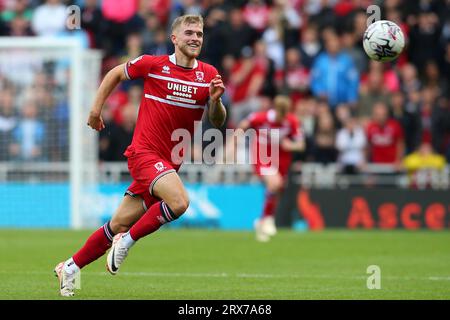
[234,95,304,242]
[54,14,226,297]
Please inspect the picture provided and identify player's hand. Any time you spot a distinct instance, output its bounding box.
[87,111,105,131]
[281,138,293,151]
[209,75,225,102]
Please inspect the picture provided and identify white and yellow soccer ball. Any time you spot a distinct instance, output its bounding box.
[363,20,405,62]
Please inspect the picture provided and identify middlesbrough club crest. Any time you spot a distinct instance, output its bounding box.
[195,71,204,82]
[154,162,166,173]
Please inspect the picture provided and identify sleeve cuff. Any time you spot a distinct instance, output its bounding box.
[124,63,131,80]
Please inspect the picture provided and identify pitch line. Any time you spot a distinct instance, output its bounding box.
[2,270,450,281]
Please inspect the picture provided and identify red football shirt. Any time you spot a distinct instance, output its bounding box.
[123,54,218,164]
[247,109,302,170]
[366,119,404,163]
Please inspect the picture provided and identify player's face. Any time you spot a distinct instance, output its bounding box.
[275,102,289,121]
[173,23,204,59]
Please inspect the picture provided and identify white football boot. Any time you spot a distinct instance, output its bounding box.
[106,233,129,275]
[254,219,270,242]
[54,262,76,297]
[261,216,277,237]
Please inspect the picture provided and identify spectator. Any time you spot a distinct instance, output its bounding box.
[80,0,105,49]
[311,30,359,111]
[366,102,405,167]
[400,63,421,95]
[1,0,33,24]
[6,15,33,36]
[227,46,266,126]
[202,7,228,67]
[142,0,171,26]
[31,0,67,37]
[1,0,33,37]
[261,9,285,71]
[273,0,302,48]
[98,104,116,161]
[312,111,337,164]
[309,0,337,31]
[403,142,447,188]
[422,60,448,100]
[119,32,144,64]
[363,60,400,93]
[224,7,258,59]
[284,47,310,103]
[403,142,446,173]
[0,89,18,161]
[341,30,367,74]
[298,25,322,69]
[358,64,392,122]
[140,13,161,52]
[408,11,442,73]
[352,9,368,40]
[112,84,142,125]
[101,0,144,55]
[242,0,271,34]
[108,104,137,161]
[146,28,172,56]
[390,91,421,154]
[418,87,450,156]
[170,0,203,20]
[9,101,45,161]
[253,40,277,98]
[335,107,367,174]
[294,96,316,161]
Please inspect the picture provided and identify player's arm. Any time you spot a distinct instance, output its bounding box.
[282,118,305,152]
[281,135,305,152]
[87,63,128,131]
[282,138,305,152]
[208,75,227,128]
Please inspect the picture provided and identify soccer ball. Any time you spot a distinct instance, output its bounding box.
[363,20,405,62]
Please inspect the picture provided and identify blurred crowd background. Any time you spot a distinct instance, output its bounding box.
[0,0,449,177]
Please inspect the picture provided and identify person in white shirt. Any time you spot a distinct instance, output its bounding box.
[336,114,367,174]
[31,0,67,37]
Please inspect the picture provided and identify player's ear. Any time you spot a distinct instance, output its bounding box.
[170,33,177,45]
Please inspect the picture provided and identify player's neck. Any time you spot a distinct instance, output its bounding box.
[173,51,196,69]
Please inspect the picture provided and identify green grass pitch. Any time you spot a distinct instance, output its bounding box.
[0,229,449,299]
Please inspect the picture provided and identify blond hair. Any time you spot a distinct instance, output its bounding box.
[274,95,292,109]
[171,14,204,33]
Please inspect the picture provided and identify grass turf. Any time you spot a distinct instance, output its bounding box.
[0,229,449,299]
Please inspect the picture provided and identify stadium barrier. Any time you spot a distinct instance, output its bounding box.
[1,162,449,230]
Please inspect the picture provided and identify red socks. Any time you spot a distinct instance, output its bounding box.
[72,222,114,269]
[129,201,178,241]
[262,192,278,218]
[70,202,178,269]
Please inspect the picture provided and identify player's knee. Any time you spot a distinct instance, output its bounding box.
[166,196,189,217]
[109,219,131,234]
[267,183,280,193]
[267,179,282,193]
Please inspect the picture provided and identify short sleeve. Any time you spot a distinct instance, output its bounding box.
[124,55,154,80]
[205,65,220,85]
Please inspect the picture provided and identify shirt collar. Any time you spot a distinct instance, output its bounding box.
[169,53,198,69]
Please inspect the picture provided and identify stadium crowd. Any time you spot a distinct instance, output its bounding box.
[0,0,449,175]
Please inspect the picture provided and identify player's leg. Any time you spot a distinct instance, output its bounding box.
[54,194,145,296]
[254,172,283,242]
[107,171,188,274]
